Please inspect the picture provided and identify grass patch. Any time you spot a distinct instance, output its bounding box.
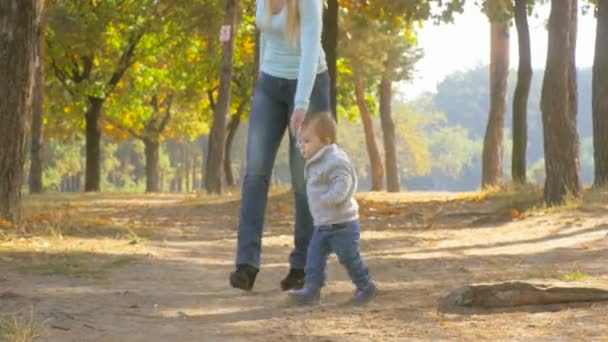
[0,308,40,342]
[15,253,137,278]
[556,270,590,282]
[468,185,608,219]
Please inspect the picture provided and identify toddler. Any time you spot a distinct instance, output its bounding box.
[289,112,377,305]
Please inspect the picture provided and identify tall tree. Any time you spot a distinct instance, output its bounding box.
[224,8,256,187]
[354,74,384,191]
[340,13,387,190]
[29,4,46,194]
[481,0,510,188]
[0,0,41,221]
[322,0,339,118]
[205,0,239,194]
[511,0,532,184]
[541,0,581,204]
[378,40,421,192]
[46,1,155,191]
[379,70,400,192]
[592,0,608,187]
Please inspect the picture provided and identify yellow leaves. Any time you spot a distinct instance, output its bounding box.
[63,106,72,114]
[277,203,290,214]
[240,38,255,57]
[456,192,487,203]
[511,208,526,221]
[32,212,55,224]
[403,27,417,46]
[360,200,402,216]
[102,121,130,142]
[91,216,111,226]
[0,219,14,229]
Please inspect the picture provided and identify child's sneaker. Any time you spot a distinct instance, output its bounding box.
[229,264,259,291]
[352,282,377,305]
[288,287,320,305]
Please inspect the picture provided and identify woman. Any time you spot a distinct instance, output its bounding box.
[230,0,330,291]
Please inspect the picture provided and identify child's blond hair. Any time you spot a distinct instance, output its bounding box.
[301,112,337,144]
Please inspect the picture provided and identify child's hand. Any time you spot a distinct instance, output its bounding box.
[320,200,333,209]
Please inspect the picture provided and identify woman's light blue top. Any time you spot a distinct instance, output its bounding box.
[256,0,328,111]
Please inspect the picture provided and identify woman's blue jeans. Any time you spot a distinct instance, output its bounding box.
[236,71,331,270]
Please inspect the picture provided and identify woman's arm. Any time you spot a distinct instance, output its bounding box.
[258,31,266,70]
[293,0,323,111]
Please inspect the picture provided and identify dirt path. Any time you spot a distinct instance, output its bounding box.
[1,191,608,341]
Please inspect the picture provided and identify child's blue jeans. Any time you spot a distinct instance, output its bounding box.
[304,219,371,290]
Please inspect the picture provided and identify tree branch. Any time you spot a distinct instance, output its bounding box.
[105,31,145,96]
[207,87,217,110]
[101,116,144,140]
[157,93,174,133]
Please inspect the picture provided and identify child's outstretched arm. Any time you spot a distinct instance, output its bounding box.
[320,165,352,207]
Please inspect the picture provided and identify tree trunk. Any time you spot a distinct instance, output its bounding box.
[322,0,338,119]
[144,139,160,193]
[354,74,384,191]
[199,135,209,187]
[0,0,41,221]
[192,152,198,190]
[439,281,608,310]
[511,0,532,185]
[541,0,581,205]
[160,169,164,192]
[85,97,103,192]
[185,147,191,192]
[482,21,509,188]
[593,0,608,187]
[224,110,242,187]
[379,75,400,192]
[205,0,238,194]
[29,10,44,194]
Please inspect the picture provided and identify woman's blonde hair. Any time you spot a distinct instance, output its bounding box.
[264,0,300,45]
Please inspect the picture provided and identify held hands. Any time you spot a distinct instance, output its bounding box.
[290,108,306,136]
[320,200,334,209]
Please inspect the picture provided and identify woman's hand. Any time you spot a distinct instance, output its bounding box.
[290,108,306,136]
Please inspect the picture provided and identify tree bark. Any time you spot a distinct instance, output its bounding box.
[482,21,510,188]
[199,135,209,187]
[511,0,532,185]
[0,0,41,221]
[541,0,581,205]
[439,281,608,309]
[84,97,103,192]
[379,75,400,192]
[593,0,608,188]
[224,104,244,187]
[29,19,44,194]
[205,0,238,194]
[354,74,384,191]
[192,151,198,190]
[185,147,191,192]
[322,0,338,119]
[144,139,160,193]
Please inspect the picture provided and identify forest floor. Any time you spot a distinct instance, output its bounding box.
[1,188,607,341]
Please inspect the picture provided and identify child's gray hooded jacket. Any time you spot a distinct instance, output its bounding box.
[304,144,359,226]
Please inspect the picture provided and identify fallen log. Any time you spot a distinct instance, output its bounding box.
[439,281,608,309]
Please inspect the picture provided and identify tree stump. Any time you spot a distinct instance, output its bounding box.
[439,281,608,309]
